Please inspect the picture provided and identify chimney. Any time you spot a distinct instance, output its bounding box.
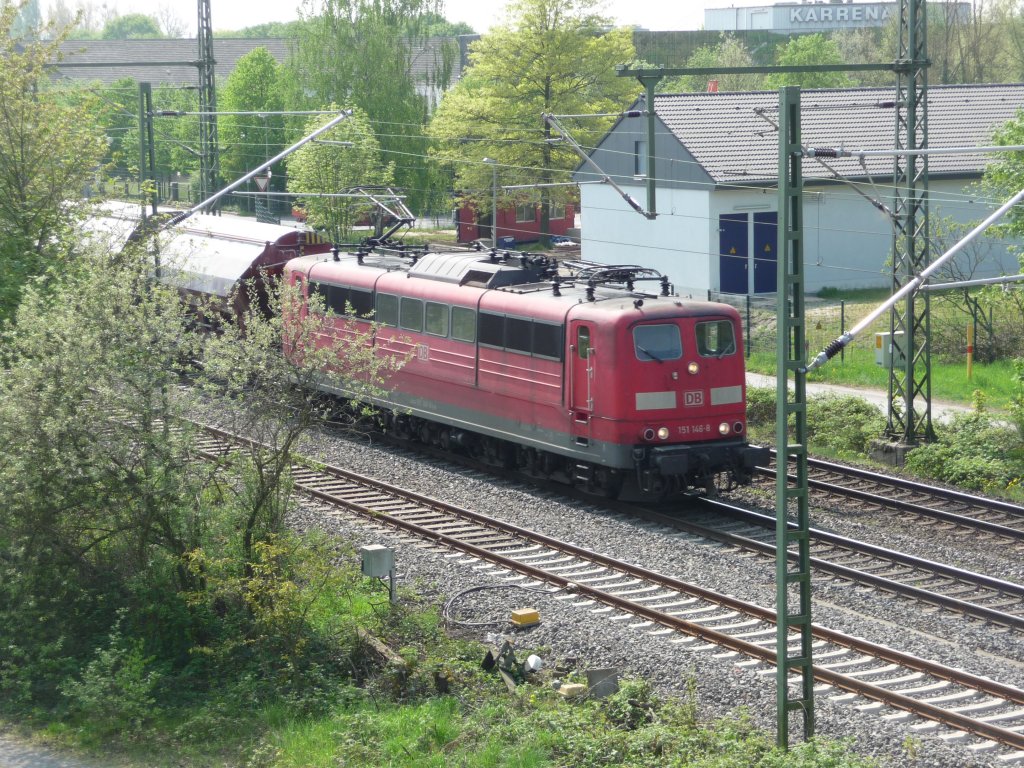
[707,80,719,93]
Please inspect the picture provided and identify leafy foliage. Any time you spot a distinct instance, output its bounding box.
[218,47,287,207]
[766,34,853,89]
[905,395,1023,492]
[983,107,1024,236]
[0,3,106,324]
[285,107,395,241]
[660,34,767,93]
[746,388,886,459]
[100,12,161,39]
[428,0,637,241]
[60,615,163,736]
[284,0,454,214]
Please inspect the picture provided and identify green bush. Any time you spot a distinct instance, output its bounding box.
[805,393,886,457]
[60,616,162,736]
[746,388,886,458]
[905,409,1023,492]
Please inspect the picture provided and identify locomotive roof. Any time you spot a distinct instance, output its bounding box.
[288,248,738,322]
[291,247,558,289]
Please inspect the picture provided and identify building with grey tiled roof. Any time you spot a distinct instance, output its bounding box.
[55,38,293,86]
[54,37,463,105]
[574,83,1024,296]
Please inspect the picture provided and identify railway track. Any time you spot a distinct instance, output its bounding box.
[756,453,1024,543]
[646,497,1024,632]
[195,423,1024,757]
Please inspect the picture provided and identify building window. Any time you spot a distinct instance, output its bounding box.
[515,203,536,223]
[549,202,565,220]
[634,140,647,177]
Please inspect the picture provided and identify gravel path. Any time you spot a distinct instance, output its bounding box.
[0,728,108,768]
[292,424,1024,768]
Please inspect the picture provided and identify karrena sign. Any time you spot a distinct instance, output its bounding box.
[790,3,892,24]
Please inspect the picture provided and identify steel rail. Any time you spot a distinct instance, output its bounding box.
[693,497,1024,630]
[761,454,1024,540]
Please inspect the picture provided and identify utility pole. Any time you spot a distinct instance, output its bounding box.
[138,81,157,218]
[888,0,935,450]
[197,0,219,210]
[483,157,498,247]
[616,55,895,752]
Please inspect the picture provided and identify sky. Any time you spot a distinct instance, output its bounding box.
[94,0,773,36]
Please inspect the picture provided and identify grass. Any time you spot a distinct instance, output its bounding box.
[744,290,1020,410]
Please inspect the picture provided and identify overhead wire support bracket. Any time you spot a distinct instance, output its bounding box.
[541,112,656,220]
[167,109,353,228]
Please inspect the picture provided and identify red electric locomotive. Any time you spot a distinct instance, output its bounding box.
[284,245,767,497]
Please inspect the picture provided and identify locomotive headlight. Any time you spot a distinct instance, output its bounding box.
[687,362,699,375]
[657,427,670,440]
[718,422,730,435]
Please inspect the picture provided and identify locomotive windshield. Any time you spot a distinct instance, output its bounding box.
[633,324,682,362]
[695,320,737,357]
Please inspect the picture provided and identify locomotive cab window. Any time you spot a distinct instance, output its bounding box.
[696,320,736,357]
[376,293,399,327]
[633,324,682,362]
[577,327,590,359]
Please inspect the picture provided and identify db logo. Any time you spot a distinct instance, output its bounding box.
[417,343,430,361]
[684,390,704,407]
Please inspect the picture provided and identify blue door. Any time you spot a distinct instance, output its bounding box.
[753,212,778,293]
[718,213,748,294]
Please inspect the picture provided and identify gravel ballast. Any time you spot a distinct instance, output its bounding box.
[290,426,1024,768]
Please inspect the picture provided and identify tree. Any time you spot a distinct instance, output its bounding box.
[218,48,286,209]
[101,12,161,39]
[427,0,637,243]
[154,4,185,38]
[284,0,457,214]
[833,26,895,87]
[766,33,853,89]
[286,107,395,241]
[10,0,41,38]
[0,2,105,324]
[0,225,403,708]
[981,109,1024,239]
[660,34,766,93]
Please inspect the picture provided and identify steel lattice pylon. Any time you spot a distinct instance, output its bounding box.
[888,0,935,444]
[197,0,219,209]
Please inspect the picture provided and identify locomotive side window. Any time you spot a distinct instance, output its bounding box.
[696,320,737,357]
[577,327,590,359]
[400,297,423,332]
[307,280,329,313]
[451,306,476,342]
[506,316,531,354]
[325,285,349,315]
[633,324,682,362]
[376,293,399,326]
[425,302,448,337]
[349,289,374,317]
[479,311,504,348]
[533,322,563,360]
